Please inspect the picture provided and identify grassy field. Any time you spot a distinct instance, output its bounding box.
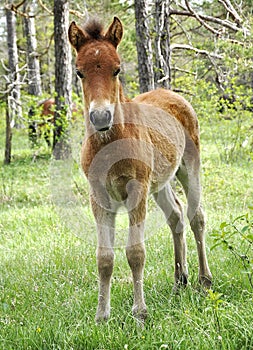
[0,113,253,349]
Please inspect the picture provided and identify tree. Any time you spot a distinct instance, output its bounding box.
[4,0,22,164]
[4,92,12,165]
[134,0,154,93]
[53,0,72,159]
[169,0,247,92]
[5,0,22,127]
[154,0,170,89]
[134,0,249,94]
[23,0,42,96]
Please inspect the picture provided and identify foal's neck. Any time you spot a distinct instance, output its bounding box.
[119,83,131,103]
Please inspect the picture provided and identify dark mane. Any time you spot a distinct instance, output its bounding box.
[83,18,104,40]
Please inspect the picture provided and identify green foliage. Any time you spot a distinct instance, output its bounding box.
[186,79,253,163]
[20,94,52,148]
[1,89,253,349]
[211,212,253,289]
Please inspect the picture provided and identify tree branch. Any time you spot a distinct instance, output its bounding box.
[172,66,196,76]
[1,59,10,73]
[173,88,195,96]
[171,44,225,90]
[170,6,245,33]
[171,15,193,46]
[170,43,223,59]
[185,0,220,35]
[0,64,27,96]
[37,0,53,15]
[14,0,27,9]
[69,9,86,19]
[37,0,85,18]
[5,3,29,18]
[218,0,242,25]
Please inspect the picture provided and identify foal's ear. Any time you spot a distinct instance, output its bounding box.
[68,21,88,51]
[105,17,123,48]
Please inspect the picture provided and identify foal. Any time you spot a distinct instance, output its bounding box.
[68,17,212,322]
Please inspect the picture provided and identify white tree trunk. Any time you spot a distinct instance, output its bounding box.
[154,0,171,89]
[6,0,22,127]
[23,1,42,96]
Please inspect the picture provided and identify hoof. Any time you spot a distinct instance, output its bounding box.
[132,304,148,323]
[199,275,212,290]
[95,307,110,323]
[95,314,109,324]
[172,273,188,294]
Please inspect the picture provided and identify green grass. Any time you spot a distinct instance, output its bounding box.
[0,117,253,349]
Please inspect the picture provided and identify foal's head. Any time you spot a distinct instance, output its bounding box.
[69,17,123,131]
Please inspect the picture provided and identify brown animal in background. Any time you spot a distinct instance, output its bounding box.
[41,98,55,120]
[28,99,80,147]
[28,98,55,147]
[68,17,212,322]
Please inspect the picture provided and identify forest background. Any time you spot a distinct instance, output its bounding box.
[0,1,253,349]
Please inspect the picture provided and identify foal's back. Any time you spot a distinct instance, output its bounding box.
[133,88,200,151]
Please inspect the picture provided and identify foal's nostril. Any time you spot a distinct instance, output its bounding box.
[104,110,111,124]
[89,111,96,126]
[89,109,112,131]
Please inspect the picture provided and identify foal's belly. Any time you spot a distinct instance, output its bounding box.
[105,155,180,207]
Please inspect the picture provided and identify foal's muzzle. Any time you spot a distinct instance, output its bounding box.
[90,109,112,131]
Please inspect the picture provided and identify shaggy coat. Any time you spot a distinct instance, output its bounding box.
[68,17,212,322]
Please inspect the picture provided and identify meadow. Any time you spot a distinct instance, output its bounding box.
[0,106,253,349]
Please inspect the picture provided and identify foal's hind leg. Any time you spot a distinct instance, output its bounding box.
[189,205,212,288]
[176,143,212,288]
[153,185,188,291]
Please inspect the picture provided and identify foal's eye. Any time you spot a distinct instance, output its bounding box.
[113,68,121,77]
[76,69,84,79]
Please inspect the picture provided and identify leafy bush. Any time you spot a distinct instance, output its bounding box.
[211,210,253,289]
[191,80,253,163]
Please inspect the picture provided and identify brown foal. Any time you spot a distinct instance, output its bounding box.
[68,17,212,322]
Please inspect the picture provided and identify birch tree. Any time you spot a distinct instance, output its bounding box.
[23,0,42,97]
[154,0,170,89]
[6,0,22,127]
[4,0,22,163]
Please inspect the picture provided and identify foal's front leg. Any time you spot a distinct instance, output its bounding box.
[91,196,116,322]
[126,200,147,321]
